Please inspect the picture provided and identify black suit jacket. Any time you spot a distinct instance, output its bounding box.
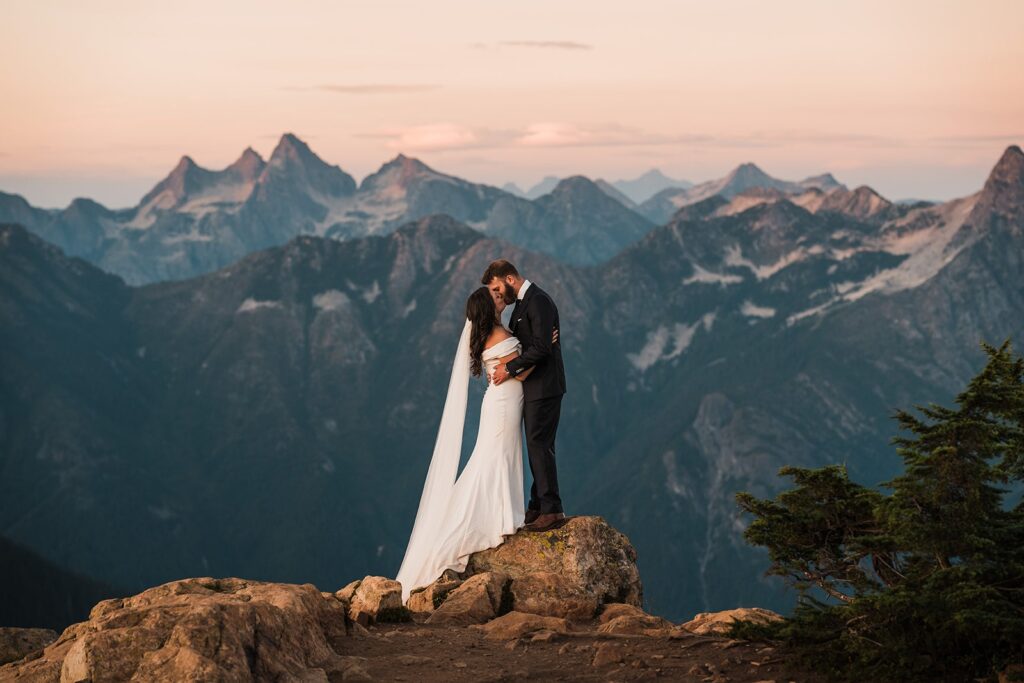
[505,283,567,402]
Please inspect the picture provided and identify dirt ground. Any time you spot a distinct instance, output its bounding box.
[334,612,825,682]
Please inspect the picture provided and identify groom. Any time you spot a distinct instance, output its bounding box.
[483,259,567,532]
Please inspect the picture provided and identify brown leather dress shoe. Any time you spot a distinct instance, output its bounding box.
[523,512,567,532]
[523,509,541,525]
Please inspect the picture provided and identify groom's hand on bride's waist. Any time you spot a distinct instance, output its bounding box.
[491,363,510,385]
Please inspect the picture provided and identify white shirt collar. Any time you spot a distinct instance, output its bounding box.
[517,279,532,300]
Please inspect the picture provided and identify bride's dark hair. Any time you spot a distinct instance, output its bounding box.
[466,286,497,377]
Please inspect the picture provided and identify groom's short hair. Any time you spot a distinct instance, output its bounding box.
[481,259,519,284]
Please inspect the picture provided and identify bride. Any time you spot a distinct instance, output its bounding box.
[394,285,555,603]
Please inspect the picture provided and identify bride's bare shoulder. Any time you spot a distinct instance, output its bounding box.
[484,326,513,349]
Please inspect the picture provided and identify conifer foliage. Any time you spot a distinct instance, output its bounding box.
[734,339,1024,681]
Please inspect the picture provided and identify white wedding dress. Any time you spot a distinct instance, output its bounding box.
[395,320,526,603]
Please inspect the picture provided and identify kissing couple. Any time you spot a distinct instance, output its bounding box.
[395,259,568,603]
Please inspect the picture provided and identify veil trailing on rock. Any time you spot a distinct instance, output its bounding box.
[395,318,472,599]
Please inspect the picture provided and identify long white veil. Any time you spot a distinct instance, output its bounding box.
[395,318,471,601]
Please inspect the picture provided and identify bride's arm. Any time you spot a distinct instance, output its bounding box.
[497,351,535,381]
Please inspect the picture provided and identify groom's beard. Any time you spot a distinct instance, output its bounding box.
[502,282,516,305]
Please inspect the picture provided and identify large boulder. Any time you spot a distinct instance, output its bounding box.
[346,576,409,626]
[0,628,57,666]
[680,607,783,635]
[462,515,642,607]
[596,603,674,636]
[406,576,463,614]
[0,577,356,682]
[425,572,510,626]
[507,571,598,621]
[470,611,570,641]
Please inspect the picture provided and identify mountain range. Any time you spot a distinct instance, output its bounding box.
[635,162,847,224]
[2,143,1021,622]
[503,168,693,204]
[1,135,867,285]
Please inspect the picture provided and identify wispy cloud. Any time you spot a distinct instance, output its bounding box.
[354,124,516,152]
[358,122,714,152]
[927,133,1023,145]
[516,123,709,148]
[354,122,910,154]
[283,84,442,94]
[499,40,593,50]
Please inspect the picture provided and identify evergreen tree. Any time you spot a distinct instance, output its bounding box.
[734,339,1024,681]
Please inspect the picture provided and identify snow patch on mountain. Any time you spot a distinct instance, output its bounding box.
[683,263,744,286]
[360,281,382,304]
[723,244,814,280]
[628,321,701,371]
[312,289,350,311]
[314,192,408,236]
[237,298,283,313]
[842,194,979,301]
[784,192,981,326]
[740,300,776,318]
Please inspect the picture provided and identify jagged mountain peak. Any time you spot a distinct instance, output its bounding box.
[845,185,889,206]
[550,175,601,195]
[359,153,447,192]
[726,162,771,181]
[136,155,214,210]
[64,197,112,217]
[268,133,318,165]
[545,176,649,218]
[382,153,435,175]
[257,133,356,199]
[265,133,352,181]
[821,185,891,217]
[964,144,1024,234]
[983,144,1024,195]
[172,155,199,173]
[800,172,843,191]
[638,168,671,181]
[227,147,265,181]
[501,181,526,197]
[713,163,785,198]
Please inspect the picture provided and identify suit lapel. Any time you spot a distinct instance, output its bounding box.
[511,284,536,334]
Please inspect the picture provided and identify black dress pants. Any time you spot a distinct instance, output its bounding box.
[524,394,563,514]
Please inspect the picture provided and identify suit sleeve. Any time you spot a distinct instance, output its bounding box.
[505,295,556,377]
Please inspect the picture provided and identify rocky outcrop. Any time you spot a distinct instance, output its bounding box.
[406,573,462,614]
[596,602,676,636]
[425,572,510,626]
[470,611,570,641]
[0,628,57,666]
[507,571,598,621]
[0,577,360,682]
[403,516,639,626]
[461,515,642,607]
[343,576,410,626]
[0,514,803,681]
[680,607,783,635]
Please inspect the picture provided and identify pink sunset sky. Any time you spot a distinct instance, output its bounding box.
[2,0,1022,208]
